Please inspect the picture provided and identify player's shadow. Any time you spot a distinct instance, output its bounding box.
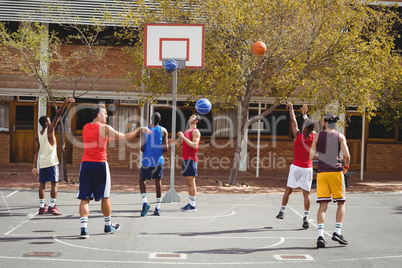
[89,210,143,218]
[177,245,344,255]
[0,206,37,217]
[31,214,76,220]
[0,236,56,243]
[141,226,273,237]
[394,206,402,214]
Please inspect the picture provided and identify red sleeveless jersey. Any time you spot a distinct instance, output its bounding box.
[82,123,108,162]
[182,128,199,163]
[292,132,315,168]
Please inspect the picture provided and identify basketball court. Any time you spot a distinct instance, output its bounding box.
[1,188,401,267]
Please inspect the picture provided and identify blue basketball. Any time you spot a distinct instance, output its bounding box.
[195,98,212,115]
[164,60,178,72]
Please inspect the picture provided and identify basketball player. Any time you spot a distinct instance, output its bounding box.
[310,113,350,248]
[276,103,315,229]
[170,113,201,212]
[139,112,168,216]
[78,104,152,238]
[32,98,75,215]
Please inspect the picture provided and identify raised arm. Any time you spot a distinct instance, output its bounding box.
[101,124,152,142]
[286,102,299,139]
[48,98,75,131]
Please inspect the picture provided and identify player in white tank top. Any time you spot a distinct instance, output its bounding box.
[32,98,75,215]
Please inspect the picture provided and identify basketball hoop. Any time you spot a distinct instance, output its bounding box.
[162,58,186,70]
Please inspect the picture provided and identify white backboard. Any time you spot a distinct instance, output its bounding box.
[144,23,205,69]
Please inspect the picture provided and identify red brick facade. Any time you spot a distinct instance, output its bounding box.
[0,133,395,174]
[366,143,402,174]
[0,133,10,165]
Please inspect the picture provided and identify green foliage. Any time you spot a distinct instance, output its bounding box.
[118,0,401,118]
[117,0,402,183]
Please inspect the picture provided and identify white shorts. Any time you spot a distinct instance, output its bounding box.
[286,164,313,192]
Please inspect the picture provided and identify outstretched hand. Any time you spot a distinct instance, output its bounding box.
[141,126,153,135]
[286,102,293,110]
[302,104,308,116]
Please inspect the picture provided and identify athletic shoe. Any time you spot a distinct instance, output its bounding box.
[80,227,89,239]
[302,217,309,229]
[141,203,150,217]
[332,232,348,245]
[276,211,285,219]
[181,204,197,212]
[153,208,161,216]
[317,236,326,248]
[104,223,120,234]
[180,203,191,211]
[38,205,48,215]
[47,205,62,215]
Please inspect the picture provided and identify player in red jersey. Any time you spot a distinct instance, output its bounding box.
[171,114,201,212]
[276,103,315,229]
[77,104,151,238]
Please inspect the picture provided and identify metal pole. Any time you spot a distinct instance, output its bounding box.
[162,68,181,203]
[360,110,366,181]
[256,103,261,177]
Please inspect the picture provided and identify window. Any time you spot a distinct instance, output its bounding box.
[15,105,34,130]
[75,105,93,131]
[346,115,363,140]
[213,109,237,137]
[0,102,10,131]
[111,105,140,134]
[248,108,290,137]
[154,107,193,135]
[368,116,395,140]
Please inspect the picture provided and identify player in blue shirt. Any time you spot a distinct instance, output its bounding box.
[139,112,168,216]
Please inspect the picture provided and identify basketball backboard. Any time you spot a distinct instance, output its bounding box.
[144,23,205,69]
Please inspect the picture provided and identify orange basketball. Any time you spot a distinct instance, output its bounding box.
[252,41,267,56]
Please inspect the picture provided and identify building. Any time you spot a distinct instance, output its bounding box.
[0,0,401,175]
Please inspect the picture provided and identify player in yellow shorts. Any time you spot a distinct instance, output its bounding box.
[310,114,350,248]
[316,171,345,203]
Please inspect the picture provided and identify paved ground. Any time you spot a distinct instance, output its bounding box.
[1,188,401,267]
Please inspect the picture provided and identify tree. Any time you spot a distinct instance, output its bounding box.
[118,0,401,185]
[0,16,109,181]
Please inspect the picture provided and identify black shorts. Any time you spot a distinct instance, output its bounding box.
[182,159,197,177]
[140,165,164,180]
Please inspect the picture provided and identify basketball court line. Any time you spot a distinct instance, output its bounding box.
[53,235,286,254]
[4,212,37,236]
[6,190,19,198]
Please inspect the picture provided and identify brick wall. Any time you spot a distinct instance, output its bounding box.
[4,131,402,174]
[0,133,10,164]
[71,136,295,171]
[366,143,402,174]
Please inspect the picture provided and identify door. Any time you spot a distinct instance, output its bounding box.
[10,102,37,163]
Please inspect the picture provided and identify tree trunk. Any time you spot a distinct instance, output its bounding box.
[227,93,250,185]
[57,121,68,182]
[227,134,243,185]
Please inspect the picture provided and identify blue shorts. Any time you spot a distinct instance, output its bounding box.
[39,165,59,183]
[182,159,197,177]
[77,161,111,201]
[140,165,163,180]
